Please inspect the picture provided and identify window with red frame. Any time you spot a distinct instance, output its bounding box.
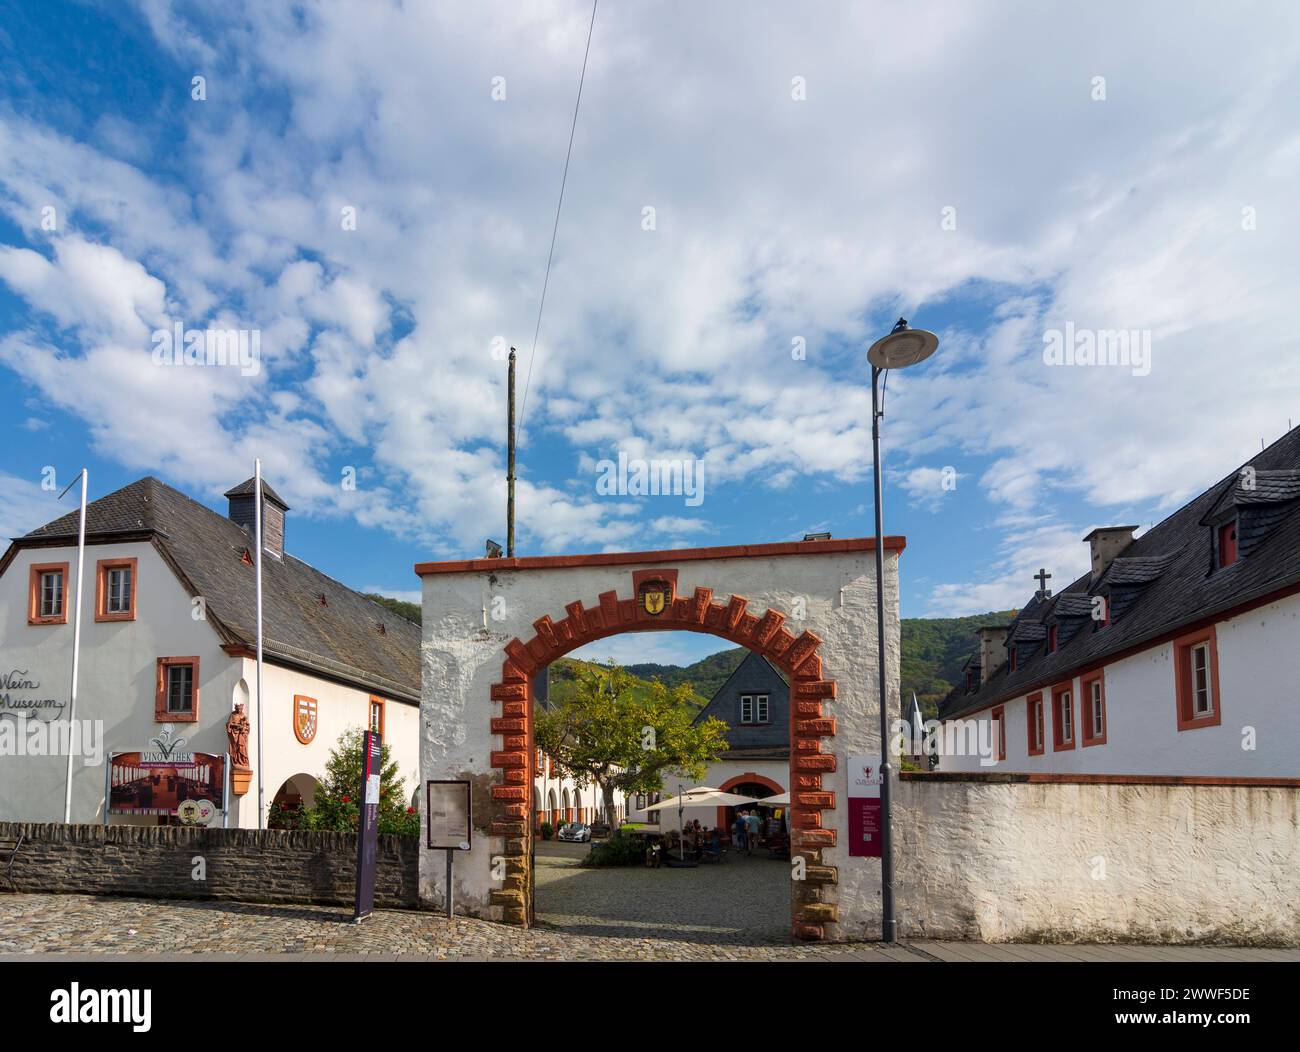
[990,705,1006,761]
[1174,626,1222,731]
[1052,683,1075,750]
[1081,672,1106,745]
[1009,646,1017,672]
[1026,693,1045,756]
[28,562,69,625]
[1217,521,1238,568]
[155,656,199,722]
[95,557,137,622]
[368,696,386,739]
[1047,624,1058,652]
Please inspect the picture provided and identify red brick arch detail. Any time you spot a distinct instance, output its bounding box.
[488,583,839,941]
[714,771,785,834]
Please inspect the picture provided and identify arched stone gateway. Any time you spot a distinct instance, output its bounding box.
[415,537,904,942]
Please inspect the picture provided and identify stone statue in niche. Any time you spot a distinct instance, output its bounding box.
[226,703,250,767]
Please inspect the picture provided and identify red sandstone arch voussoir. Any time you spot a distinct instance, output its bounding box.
[489,583,839,941]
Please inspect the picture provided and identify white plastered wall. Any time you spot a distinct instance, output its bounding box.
[419,545,900,941]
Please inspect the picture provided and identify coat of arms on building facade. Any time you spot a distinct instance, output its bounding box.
[293,695,318,745]
[638,577,674,616]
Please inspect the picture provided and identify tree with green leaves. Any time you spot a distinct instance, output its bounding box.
[271,726,418,837]
[535,662,730,826]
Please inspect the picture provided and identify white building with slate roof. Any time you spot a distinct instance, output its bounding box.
[936,427,1300,777]
[626,649,791,832]
[0,475,421,827]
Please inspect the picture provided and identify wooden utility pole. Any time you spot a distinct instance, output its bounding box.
[507,347,517,557]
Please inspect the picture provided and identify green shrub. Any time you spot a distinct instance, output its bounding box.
[540,822,554,840]
[581,829,648,867]
[286,727,418,837]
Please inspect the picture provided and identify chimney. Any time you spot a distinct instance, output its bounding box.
[1083,525,1137,583]
[225,478,290,560]
[977,626,1010,684]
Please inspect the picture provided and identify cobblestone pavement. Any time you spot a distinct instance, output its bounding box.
[3,843,1297,962]
[534,839,793,944]
[1,893,1296,961]
[0,892,850,960]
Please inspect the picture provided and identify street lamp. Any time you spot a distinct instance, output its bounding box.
[866,317,939,944]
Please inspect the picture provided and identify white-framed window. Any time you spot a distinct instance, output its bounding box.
[106,565,132,614]
[1032,700,1043,750]
[1060,690,1073,742]
[1090,680,1104,737]
[739,694,770,724]
[1190,642,1213,715]
[40,569,64,618]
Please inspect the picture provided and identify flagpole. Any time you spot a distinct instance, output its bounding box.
[62,468,87,823]
[255,458,266,830]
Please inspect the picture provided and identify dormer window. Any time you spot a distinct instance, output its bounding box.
[739,694,769,724]
[1217,521,1238,568]
[965,669,974,692]
[1047,624,1058,653]
[1009,647,1017,672]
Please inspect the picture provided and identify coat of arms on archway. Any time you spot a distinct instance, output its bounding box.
[637,577,673,616]
[293,695,318,744]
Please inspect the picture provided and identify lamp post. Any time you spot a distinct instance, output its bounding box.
[866,317,939,943]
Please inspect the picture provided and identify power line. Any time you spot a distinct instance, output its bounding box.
[517,0,598,438]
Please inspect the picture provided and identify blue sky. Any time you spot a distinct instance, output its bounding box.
[2,1,1298,666]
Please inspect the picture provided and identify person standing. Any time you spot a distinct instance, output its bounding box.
[746,810,762,852]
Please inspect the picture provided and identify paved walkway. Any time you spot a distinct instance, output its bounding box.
[2,890,1295,961]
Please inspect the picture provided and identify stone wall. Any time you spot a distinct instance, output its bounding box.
[895,773,1300,945]
[0,822,419,910]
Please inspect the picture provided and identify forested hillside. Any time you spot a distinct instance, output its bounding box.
[902,610,1016,716]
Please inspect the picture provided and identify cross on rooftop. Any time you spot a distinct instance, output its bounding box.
[1034,567,1052,597]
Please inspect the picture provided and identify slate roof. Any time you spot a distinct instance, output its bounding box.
[692,650,790,759]
[940,425,1300,721]
[7,477,419,704]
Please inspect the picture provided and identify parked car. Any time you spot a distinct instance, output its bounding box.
[558,822,591,843]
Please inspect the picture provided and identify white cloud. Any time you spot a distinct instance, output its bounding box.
[0,472,64,540]
[0,0,1296,572]
[923,523,1096,617]
[900,466,962,512]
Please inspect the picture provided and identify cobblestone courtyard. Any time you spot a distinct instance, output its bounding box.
[534,839,793,944]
